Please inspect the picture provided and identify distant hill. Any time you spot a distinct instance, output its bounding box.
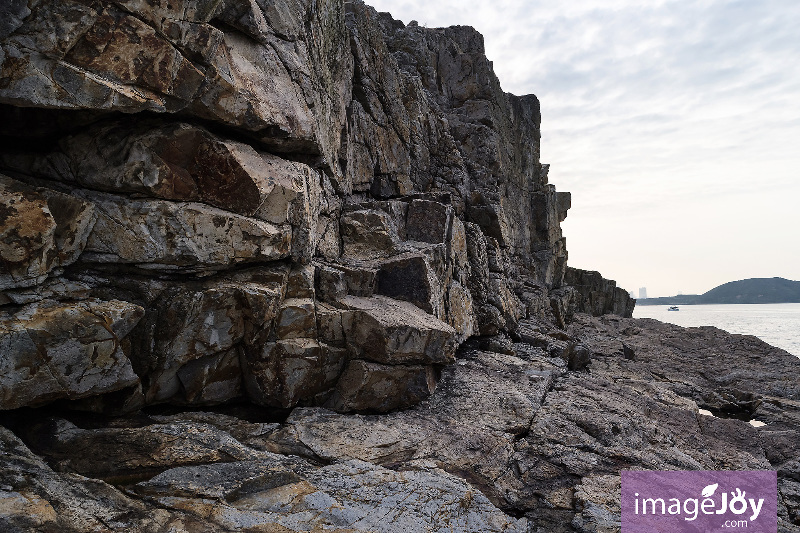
[637,277,800,305]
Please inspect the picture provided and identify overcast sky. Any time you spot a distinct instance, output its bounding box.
[367,0,800,298]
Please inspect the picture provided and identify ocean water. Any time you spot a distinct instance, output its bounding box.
[633,303,800,357]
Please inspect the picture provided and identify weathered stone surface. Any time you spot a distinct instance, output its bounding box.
[176,347,244,405]
[286,264,315,298]
[338,295,458,365]
[446,280,477,339]
[0,299,143,409]
[0,0,352,175]
[21,416,265,480]
[79,191,292,271]
[2,419,526,532]
[0,277,92,306]
[375,252,441,314]
[275,298,317,339]
[0,426,205,532]
[0,174,94,290]
[3,303,800,531]
[254,316,800,530]
[406,198,452,244]
[243,338,346,408]
[340,208,399,259]
[265,348,563,508]
[11,2,791,532]
[133,457,527,532]
[2,122,323,229]
[80,268,287,405]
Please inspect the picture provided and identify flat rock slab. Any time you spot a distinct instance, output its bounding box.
[79,191,291,271]
[134,457,527,532]
[0,419,525,532]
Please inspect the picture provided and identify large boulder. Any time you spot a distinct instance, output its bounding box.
[338,295,458,366]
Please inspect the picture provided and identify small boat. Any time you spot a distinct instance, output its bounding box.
[667,306,679,311]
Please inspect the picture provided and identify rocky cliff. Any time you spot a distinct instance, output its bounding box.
[3,2,797,532]
[0,0,613,416]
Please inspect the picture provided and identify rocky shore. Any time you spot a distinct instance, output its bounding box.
[1,1,796,531]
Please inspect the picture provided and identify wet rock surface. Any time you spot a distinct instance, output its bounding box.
[1,0,792,531]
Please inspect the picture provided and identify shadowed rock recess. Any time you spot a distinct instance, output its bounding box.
[0,1,797,532]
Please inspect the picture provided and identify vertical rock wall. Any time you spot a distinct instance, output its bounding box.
[0,0,631,414]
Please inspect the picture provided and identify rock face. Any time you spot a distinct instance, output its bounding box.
[1,0,630,417]
[9,1,781,532]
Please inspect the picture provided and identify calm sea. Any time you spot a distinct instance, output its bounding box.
[632,303,800,357]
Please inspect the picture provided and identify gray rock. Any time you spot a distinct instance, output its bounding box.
[375,252,441,314]
[0,426,203,532]
[338,295,458,365]
[81,268,287,405]
[7,3,797,532]
[134,457,527,532]
[565,267,635,318]
[325,360,437,413]
[2,122,323,235]
[79,191,292,271]
[340,208,399,259]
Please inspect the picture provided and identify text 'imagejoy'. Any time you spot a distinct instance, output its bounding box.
[622,470,777,532]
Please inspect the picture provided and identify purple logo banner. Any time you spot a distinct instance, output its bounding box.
[622,470,777,532]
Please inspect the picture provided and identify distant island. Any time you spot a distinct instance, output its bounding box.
[637,277,800,305]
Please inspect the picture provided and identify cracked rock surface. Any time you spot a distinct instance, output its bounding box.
[2,314,799,531]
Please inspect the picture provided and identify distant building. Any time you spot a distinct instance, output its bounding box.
[639,287,648,299]
[629,290,636,299]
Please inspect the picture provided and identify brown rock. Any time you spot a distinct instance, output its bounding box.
[0,299,143,409]
[340,209,398,259]
[243,338,346,408]
[275,298,317,340]
[81,269,286,405]
[63,5,206,100]
[0,175,95,290]
[13,122,321,227]
[176,348,244,405]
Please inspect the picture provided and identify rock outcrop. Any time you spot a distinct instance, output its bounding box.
[1,0,628,417]
[6,1,786,532]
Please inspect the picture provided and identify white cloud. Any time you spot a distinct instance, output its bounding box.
[367,0,800,296]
